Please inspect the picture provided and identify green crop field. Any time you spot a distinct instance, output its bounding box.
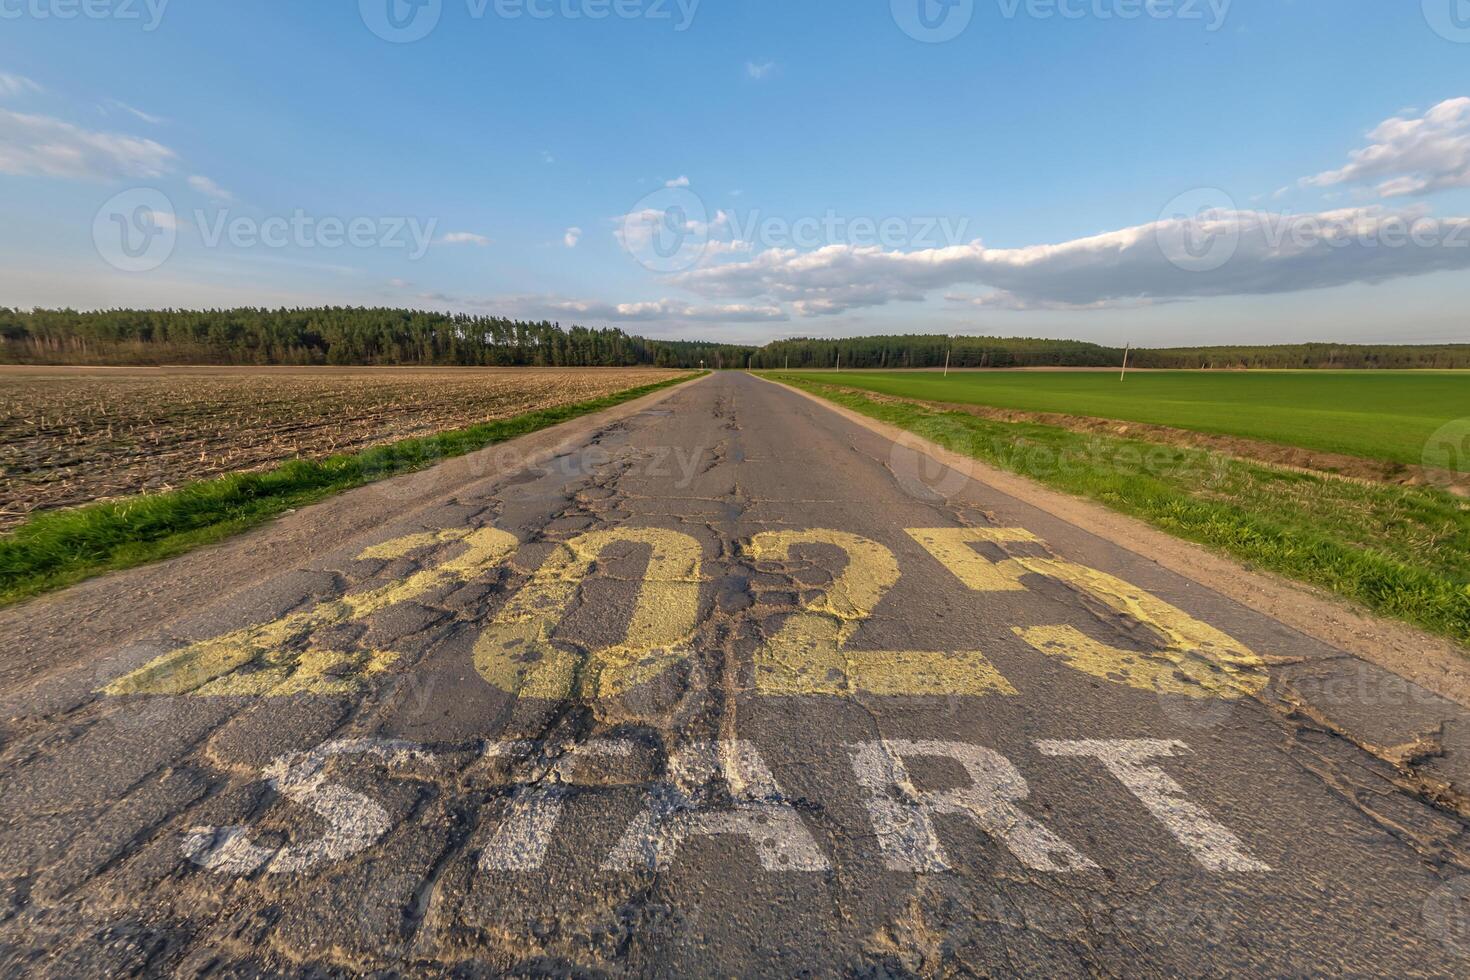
[773,370,1469,470]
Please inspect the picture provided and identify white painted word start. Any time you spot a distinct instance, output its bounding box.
[184,736,1268,877]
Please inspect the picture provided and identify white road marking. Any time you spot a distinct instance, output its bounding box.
[848,740,1096,873]
[183,738,434,875]
[480,740,634,872]
[1035,739,1270,872]
[184,736,1268,878]
[602,740,829,871]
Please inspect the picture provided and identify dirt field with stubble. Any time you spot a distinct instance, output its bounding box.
[0,366,677,530]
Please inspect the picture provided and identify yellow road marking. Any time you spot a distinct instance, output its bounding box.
[103,527,518,697]
[749,530,1015,697]
[473,528,703,700]
[907,528,1267,699]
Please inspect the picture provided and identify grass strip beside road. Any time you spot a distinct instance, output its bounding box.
[771,375,1470,648]
[0,373,699,607]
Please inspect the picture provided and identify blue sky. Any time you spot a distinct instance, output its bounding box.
[2,0,1469,345]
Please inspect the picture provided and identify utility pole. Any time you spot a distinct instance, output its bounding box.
[785,353,790,370]
[1120,343,1131,381]
[944,335,954,378]
[835,350,841,372]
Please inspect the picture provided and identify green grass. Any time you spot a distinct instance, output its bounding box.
[771,375,1470,648]
[0,374,699,607]
[778,369,1470,470]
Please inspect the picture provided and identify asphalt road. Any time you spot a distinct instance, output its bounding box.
[2,371,1469,976]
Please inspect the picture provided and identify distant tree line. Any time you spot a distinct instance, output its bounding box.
[749,336,1470,370]
[1129,343,1470,370]
[0,308,751,370]
[749,335,1117,369]
[2,309,1465,370]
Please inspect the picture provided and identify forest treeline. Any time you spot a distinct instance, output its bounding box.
[2,309,1465,370]
[756,336,1470,370]
[0,308,751,370]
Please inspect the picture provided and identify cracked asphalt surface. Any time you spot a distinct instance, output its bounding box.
[2,371,1469,976]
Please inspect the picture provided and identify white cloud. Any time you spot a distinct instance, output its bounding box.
[541,150,555,164]
[1303,97,1470,198]
[104,99,165,125]
[670,205,1470,315]
[612,205,730,256]
[945,292,1154,312]
[745,60,777,80]
[0,109,177,179]
[563,226,582,248]
[187,174,233,201]
[407,289,786,324]
[546,298,787,323]
[665,175,690,188]
[438,231,490,246]
[0,72,42,98]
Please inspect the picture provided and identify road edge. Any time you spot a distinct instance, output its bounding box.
[757,373,1470,708]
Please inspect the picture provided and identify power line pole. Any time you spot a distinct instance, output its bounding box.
[944,335,954,378]
[1120,343,1131,381]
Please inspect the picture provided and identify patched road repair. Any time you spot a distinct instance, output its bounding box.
[2,372,1469,975]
